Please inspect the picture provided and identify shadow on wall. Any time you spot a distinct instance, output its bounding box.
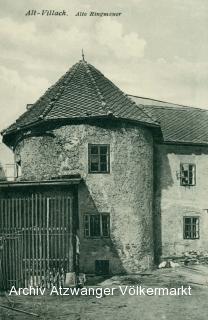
[153,145,174,264]
[78,181,127,275]
[153,144,208,264]
[0,163,6,181]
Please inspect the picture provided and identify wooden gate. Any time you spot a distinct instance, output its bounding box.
[0,195,73,289]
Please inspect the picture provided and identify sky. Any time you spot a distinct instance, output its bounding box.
[0,0,208,140]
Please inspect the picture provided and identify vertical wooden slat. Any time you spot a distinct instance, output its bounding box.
[11,198,14,232]
[14,234,17,287]
[31,194,35,286]
[0,199,3,234]
[58,196,61,271]
[42,196,46,288]
[23,198,27,287]
[8,200,11,286]
[69,197,73,272]
[67,197,71,272]
[35,194,38,286]
[62,197,65,269]
[18,198,21,231]
[54,198,57,270]
[39,193,42,286]
[12,200,16,286]
[46,198,50,279]
[8,198,10,233]
[27,198,31,287]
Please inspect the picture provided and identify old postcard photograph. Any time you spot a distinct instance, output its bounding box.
[0,0,208,319]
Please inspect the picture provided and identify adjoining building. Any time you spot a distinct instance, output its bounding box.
[1,57,208,288]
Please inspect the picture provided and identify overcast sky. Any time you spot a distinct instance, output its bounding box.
[0,0,208,136]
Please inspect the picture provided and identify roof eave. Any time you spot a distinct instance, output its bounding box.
[160,140,208,147]
[2,115,159,137]
[0,178,82,188]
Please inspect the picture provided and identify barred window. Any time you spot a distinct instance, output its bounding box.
[84,213,110,238]
[183,217,199,239]
[88,144,110,173]
[180,163,196,186]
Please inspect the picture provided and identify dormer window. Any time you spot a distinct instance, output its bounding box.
[88,144,110,173]
[180,163,196,186]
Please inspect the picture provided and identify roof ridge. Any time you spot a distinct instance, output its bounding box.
[128,94,207,112]
[40,62,80,119]
[143,104,208,112]
[84,62,111,116]
[135,104,160,124]
[89,64,158,125]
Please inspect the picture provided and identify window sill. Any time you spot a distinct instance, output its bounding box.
[88,172,110,174]
[84,236,110,239]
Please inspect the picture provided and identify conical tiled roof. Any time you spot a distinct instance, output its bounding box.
[2,59,158,136]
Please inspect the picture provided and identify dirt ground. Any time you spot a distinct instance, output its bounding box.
[1,265,208,320]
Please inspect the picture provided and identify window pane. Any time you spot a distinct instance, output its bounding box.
[189,165,196,185]
[90,146,98,154]
[182,164,189,171]
[100,155,107,163]
[102,215,110,237]
[90,215,101,237]
[91,163,99,172]
[100,146,108,154]
[100,163,107,172]
[91,155,99,163]
[185,217,191,224]
[84,215,90,237]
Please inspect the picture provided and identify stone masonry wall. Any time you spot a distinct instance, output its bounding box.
[154,144,208,259]
[15,122,154,274]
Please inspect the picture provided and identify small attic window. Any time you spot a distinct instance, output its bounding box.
[88,144,110,173]
[180,163,196,186]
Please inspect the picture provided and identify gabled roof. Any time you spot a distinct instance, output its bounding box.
[2,60,158,137]
[129,95,208,145]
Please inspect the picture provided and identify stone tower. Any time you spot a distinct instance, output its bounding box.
[2,58,159,274]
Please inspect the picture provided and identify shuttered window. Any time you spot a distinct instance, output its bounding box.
[180,163,196,186]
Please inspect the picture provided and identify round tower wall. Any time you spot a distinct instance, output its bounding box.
[15,123,154,273]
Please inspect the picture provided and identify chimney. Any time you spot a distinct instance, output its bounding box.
[26,104,33,110]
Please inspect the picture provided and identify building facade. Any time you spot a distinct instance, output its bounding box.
[1,58,208,287]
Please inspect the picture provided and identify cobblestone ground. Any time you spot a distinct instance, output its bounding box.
[1,266,208,320]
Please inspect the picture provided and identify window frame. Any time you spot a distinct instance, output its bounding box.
[183,216,200,240]
[180,163,196,186]
[84,212,110,238]
[88,144,110,174]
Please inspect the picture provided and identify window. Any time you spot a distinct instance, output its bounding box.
[88,144,110,173]
[180,163,196,186]
[84,213,110,238]
[95,260,109,275]
[183,217,199,239]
